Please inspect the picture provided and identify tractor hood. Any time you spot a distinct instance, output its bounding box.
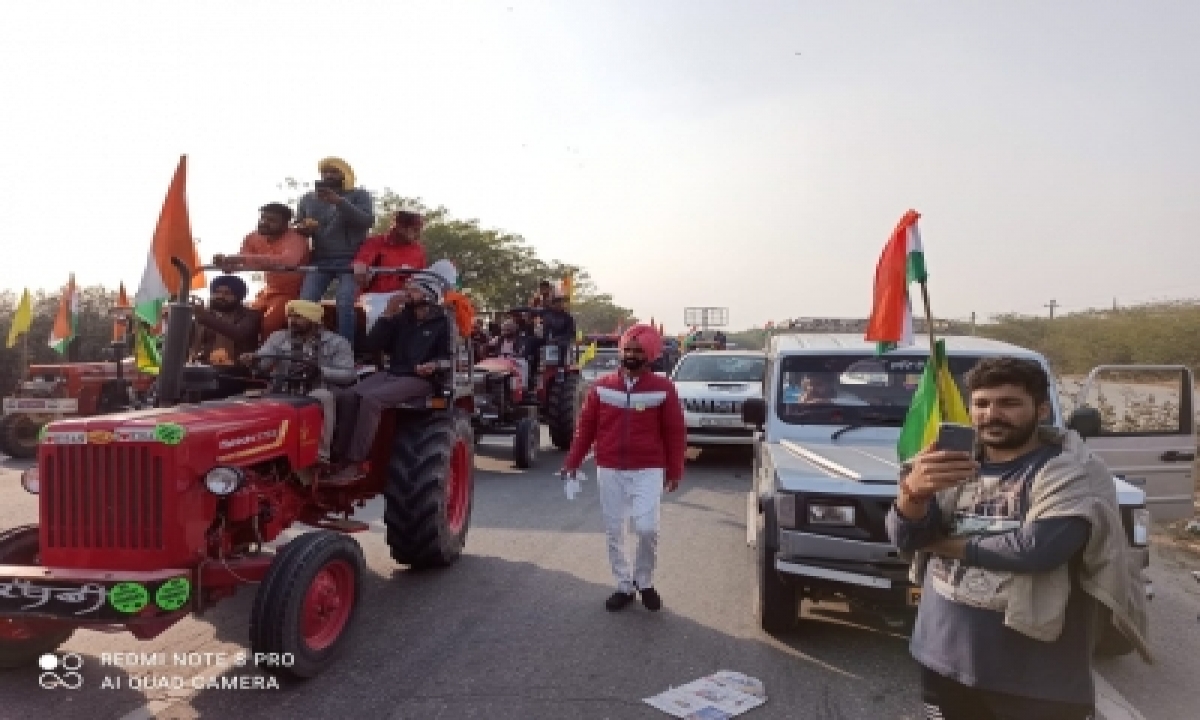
[40,396,323,466]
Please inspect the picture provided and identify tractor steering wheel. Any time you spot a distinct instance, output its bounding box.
[248,353,323,394]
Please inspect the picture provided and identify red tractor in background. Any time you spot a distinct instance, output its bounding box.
[470,309,586,468]
[0,347,156,460]
[0,260,476,681]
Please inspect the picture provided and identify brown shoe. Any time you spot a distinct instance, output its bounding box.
[321,463,365,487]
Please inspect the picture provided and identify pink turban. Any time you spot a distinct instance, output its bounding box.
[619,324,663,362]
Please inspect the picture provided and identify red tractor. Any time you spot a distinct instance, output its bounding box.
[470,312,586,468]
[0,261,475,680]
[0,350,156,460]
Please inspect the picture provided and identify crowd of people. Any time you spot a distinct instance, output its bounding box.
[172,156,586,484]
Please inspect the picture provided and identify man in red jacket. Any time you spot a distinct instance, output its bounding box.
[563,324,687,612]
[354,210,428,332]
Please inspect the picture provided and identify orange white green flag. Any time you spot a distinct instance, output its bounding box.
[48,274,78,355]
[865,210,926,354]
[133,155,206,325]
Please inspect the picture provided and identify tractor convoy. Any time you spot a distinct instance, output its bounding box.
[0,260,588,681]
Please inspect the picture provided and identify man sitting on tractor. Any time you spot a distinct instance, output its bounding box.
[239,300,355,463]
[487,319,530,388]
[328,273,452,484]
[213,202,311,338]
[190,275,263,397]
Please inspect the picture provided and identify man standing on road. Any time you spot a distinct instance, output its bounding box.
[214,202,311,338]
[886,357,1150,720]
[296,157,375,346]
[562,324,687,613]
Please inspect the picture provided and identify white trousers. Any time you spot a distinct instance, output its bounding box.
[597,467,664,594]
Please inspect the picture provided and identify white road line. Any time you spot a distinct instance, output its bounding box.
[1095,671,1145,720]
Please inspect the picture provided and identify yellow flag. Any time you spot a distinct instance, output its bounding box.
[578,341,598,367]
[7,288,32,348]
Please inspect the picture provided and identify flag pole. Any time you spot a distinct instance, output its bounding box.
[917,280,945,417]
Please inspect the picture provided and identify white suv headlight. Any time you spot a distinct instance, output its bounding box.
[204,467,244,496]
[809,503,856,527]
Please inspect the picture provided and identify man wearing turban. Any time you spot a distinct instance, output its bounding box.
[242,299,356,464]
[189,274,263,368]
[562,324,688,613]
[295,157,375,346]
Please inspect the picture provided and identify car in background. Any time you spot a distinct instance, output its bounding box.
[671,350,766,446]
[582,349,620,383]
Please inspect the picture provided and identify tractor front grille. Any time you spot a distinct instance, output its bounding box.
[42,445,165,550]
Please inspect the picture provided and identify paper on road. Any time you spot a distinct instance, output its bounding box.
[644,671,766,719]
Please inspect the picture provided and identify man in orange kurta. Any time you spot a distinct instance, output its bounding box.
[214,203,312,338]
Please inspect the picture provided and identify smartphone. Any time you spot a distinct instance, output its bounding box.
[935,422,976,453]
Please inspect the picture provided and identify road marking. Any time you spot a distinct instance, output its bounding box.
[1095,671,1145,720]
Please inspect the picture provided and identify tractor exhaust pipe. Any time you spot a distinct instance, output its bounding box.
[155,257,196,407]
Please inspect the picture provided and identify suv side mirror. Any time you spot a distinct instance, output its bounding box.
[742,397,767,428]
[1067,406,1102,439]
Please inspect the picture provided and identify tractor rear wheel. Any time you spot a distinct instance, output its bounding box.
[514,416,539,469]
[0,525,75,669]
[546,374,584,450]
[384,410,474,569]
[0,414,40,460]
[249,530,365,680]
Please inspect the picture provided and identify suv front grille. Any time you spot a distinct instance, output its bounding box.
[684,398,743,414]
[42,445,165,550]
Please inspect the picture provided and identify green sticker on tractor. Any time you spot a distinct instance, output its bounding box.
[37,425,47,442]
[109,582,149,614]
[153,422,185,446]
[155,577,191,611]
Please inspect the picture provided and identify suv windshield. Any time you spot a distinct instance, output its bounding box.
[673,355,765,383]
[777,354,986,425]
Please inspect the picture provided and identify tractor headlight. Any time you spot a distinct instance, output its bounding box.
[204,467,244,496]
[1131,508,1150,547]
[809,503,856,527]
[20,467,39,495]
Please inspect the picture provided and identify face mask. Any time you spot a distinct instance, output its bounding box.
[622,356,646,371]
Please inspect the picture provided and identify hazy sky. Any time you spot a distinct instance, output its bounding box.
[2,1,1197,332]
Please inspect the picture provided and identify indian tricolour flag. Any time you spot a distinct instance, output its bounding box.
[865,210,926,354]
[48,274,79,355]
[133,155,206,325]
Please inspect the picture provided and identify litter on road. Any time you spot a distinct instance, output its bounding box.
[644,670,767,719]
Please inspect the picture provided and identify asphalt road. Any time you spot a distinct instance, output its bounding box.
[0,434,1187,720]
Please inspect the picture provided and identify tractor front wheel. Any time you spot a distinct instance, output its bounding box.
[0,525,75,669]
[384,411,474,569]
[0,414,41,460]
[249,531,365,681]
[546,374,584,450]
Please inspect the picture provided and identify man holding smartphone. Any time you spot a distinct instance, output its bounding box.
[886,357,1148,720]
[295,157,375,346]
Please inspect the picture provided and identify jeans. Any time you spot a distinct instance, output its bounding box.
[299,269,357,346]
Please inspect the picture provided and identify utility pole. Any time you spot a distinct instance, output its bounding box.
[970,311,976,335]
[1045,299,1059,319]
[1113,297,1118,312]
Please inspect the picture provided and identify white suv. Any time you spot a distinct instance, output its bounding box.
[671,350,766,445]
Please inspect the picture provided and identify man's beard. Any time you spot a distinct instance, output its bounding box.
[210,299,238,313]
[622,356,647,371]
[978,417,1039,450]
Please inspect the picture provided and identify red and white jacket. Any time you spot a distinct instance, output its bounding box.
[564,371,687,481]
